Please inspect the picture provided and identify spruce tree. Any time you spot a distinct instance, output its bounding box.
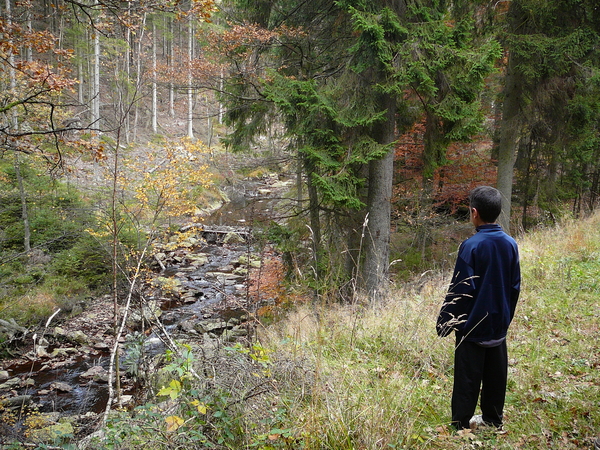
[217,0,502,297]
[495,0,600,230]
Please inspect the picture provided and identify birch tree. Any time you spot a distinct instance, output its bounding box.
[187,14,194,139]
[152,18,158,134]
[92,20,101,126]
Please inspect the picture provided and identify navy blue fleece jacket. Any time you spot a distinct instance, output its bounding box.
[437,224,521,342]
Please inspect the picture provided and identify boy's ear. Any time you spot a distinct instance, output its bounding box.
[470,207,484,225]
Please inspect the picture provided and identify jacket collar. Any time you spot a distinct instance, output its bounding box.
[476,223,502,232]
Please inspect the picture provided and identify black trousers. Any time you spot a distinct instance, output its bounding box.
[451,338,508,429]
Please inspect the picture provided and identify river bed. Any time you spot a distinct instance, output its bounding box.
[0,176,292,439]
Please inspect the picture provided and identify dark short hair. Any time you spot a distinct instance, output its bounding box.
[469,186,502,223]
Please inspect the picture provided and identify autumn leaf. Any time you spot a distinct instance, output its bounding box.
[190,399,207,414]
[157,379,182,400]
[165,415,184,432]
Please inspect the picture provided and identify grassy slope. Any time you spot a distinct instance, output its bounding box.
[263,213,600,449]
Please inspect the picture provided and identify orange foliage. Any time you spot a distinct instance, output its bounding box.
[435,140,497,211]
[203,22,306,73]
[248,251,285,306]
[248,248,309,318]
[156,51,223,86]
[175,0,217,21]
[392,120,426,207]
[393,118,497,213]
[210,23,280,55]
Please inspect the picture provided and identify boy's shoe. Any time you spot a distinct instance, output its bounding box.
[594,436,600,450]
[469,415,502,431]
[469,415,485,430]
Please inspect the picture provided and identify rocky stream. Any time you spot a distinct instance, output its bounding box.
[0,175,292,444]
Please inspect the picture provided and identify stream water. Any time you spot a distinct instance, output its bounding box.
[0,178,288,421]
[204,181,281,226]
[3,356,110,415]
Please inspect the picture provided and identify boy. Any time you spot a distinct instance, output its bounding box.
[437,186,521,430]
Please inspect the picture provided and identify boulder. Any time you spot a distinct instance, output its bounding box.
[67,330,89,345]
[188,253,209,266]
[238,255,262,268]
[50,347,78,358]
[0,394,32,408]
[0,377,22,391]
[194,320,228,334]
[126,301,162,329]
[50,381,73,392]
[0,318,27,340]
[178,319,196,333]
[223,232,245,244]
[222,327,248,342]
[80,366,109,383]
[93,341,110,351]
[27,420,74,443]
[181,291,198,304]
[233,267,248,276]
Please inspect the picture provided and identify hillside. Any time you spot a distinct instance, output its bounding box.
[248,212,600,450]
[52,211,596,449]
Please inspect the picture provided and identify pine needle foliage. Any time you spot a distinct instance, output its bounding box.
[215,0,502,293]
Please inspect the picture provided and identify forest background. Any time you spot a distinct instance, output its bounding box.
[0,0,599,449]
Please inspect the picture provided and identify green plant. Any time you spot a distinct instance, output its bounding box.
[121,332,147,379]
[255,213,600,450]
[50,233,112,289]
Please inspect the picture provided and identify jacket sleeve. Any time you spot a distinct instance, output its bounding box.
[436,249,476,337]
[509,252,521,321]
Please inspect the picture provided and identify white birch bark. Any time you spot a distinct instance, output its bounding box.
[151,19,158,133]
[78,59,84,104]
[6,0,31,254]
[92,25,101,126]
[168,15,175,118]
[132,12,147,142]
[26,5,32,62]
[187,15,194,139]
[124,0,132,143]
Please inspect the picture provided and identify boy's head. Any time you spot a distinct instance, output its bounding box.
[469,186,502,224]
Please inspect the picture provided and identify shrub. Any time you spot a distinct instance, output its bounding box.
[50,233,112,290]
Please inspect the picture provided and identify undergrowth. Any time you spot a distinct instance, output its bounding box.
[257,212,600,450]
[7,213,599,449]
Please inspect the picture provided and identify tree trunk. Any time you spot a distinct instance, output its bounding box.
[6,0,30,254]
[124,0,132,142]
[363,94,396,298]
[303,156,322,296]
[496,50,523,234]
[168,16,175,119]
[187,16,194,139]
[26,5,32,62]
[92,22,100,126]
[152,19,158,134]
[78,59,84,104]
[15,158,31,254]
[133,12,147,142]
[422,109,444,183]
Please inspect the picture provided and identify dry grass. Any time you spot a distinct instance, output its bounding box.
[76,213,600,450]
[260,212,600,449]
